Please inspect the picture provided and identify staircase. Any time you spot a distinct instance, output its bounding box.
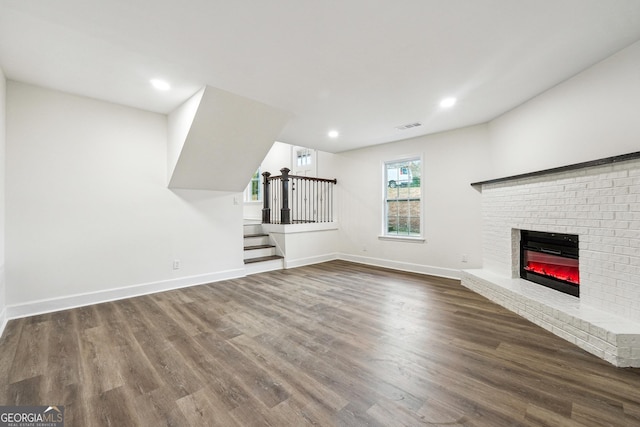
[243,221,284,274]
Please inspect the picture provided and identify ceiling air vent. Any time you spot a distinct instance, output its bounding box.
[395,122,422,131]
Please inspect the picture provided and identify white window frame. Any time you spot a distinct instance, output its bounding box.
[244,169,262,203]
[379,155,425,243]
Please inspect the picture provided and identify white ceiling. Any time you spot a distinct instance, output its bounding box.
[1,0,640,153]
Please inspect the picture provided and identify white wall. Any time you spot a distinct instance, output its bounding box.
[336,124,491,277]
[6,82,244,314]
[488,40,640,178]
[264,223,339,268]
[0,68,6,326]
[258,141,338,182]
[262,141,293,175]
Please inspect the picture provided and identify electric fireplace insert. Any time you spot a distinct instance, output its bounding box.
[520,230,579,297]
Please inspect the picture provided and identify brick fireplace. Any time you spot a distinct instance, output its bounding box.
[461,152,640,367]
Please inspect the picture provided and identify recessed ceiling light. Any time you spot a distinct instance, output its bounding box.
[328,130,339,138]
[150,79,171,91]
[440,97,457,108]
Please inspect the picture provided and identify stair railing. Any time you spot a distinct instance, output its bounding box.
[262,168,337,224]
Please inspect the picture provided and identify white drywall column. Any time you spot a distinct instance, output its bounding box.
[167,87,205,183]
[168,85,290,191]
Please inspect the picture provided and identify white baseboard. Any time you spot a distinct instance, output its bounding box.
[0,254,461,337]
[337,253,461,280]
[285,253,339,269]
[5,268,245,322]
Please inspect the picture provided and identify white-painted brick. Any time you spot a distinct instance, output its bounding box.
[614,177,633,186]
[480,158,640,324]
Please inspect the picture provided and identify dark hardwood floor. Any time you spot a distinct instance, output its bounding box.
[1,260,639,426]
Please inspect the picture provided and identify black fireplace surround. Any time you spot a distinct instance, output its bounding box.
[520,230,580,297]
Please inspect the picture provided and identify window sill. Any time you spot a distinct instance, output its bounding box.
[378,235,425,243]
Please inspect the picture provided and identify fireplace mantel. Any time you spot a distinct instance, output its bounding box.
[471,150,640,188]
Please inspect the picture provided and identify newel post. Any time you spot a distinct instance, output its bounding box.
[280,167,291,224]
[261,171,271,224]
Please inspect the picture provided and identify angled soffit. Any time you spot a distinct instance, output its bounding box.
[168,85,291,191]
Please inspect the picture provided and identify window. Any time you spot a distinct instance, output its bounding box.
[296,148,312,167]
[244,169,262,202]
[292,146,317,176]
[384,157,421,237]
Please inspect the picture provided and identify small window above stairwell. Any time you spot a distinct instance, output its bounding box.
[292,146,317,177]
[297,149,312,167]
